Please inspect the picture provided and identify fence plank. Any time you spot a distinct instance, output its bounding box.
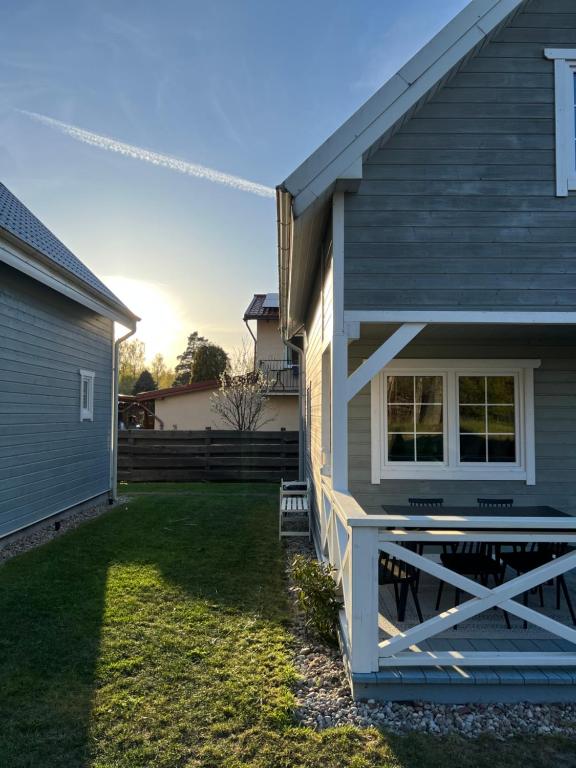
[118,430,299,482]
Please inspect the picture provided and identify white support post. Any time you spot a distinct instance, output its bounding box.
[348,525,379,674]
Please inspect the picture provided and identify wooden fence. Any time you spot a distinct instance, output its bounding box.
[118,429,299,482]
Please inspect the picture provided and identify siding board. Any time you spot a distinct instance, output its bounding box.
[0,261,113,536]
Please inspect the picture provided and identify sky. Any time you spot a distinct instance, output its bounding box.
[0,0,469,365]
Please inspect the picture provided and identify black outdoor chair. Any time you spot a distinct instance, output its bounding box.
[379,546,424,623]
[408,497,444,510]
[434,498,512,628]
[377,498,445,623]
[500,543,576,627]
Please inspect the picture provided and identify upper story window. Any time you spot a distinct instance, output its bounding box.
[79,369,95,421]
[545,49,576,196]
[371,360,540,486]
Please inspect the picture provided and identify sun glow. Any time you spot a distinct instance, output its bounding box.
[103,275,186,364]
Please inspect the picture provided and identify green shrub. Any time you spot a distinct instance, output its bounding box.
[290,554,342,645]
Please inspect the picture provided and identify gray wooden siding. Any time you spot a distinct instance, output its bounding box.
[344,0,576,311]
[348,325,576,515]
[0,261,114,537]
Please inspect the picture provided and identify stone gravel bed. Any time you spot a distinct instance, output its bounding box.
[0,496,130,565]
[285,538,576,738]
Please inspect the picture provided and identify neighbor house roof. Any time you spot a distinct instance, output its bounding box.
[131,380,220,402]
[0,182,138,328]
[244,292,280,320]
[276,0,526,338]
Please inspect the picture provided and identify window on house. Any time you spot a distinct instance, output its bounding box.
[386,375,444,463]
[372,361,539,484]
[79,369,95,421]
[545,49,576,196]
[458,375,516,464]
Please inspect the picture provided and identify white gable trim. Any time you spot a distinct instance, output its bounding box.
[0,239,137,330]
[282,0,525,217]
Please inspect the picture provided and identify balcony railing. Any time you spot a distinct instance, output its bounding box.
[258,359,299,392]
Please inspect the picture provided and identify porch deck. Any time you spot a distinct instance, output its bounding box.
[319,478,576,702]
[366,565,576,701]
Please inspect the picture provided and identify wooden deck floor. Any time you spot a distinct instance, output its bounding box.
[359,561,576,701]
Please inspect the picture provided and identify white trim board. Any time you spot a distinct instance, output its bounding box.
[345,311,576,325]
[0,239,137,330]
[544,49,576,197]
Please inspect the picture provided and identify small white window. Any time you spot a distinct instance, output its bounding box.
[371,360,539,485]
[79,369,95,421]
[545,49,576,196]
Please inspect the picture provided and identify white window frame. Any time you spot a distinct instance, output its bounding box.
[79,369,95,422]
[545,49,576,197]
[371,360,540,486]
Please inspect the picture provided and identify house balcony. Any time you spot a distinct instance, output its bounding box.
[258,359,299,393]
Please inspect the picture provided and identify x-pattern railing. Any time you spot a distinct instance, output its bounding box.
[378,535,576,667]
[318,478,576,674]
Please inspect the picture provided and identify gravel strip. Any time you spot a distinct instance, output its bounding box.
[285,538,576,738]
[0,497,130,565]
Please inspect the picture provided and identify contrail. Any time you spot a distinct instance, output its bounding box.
[20,110,275,199]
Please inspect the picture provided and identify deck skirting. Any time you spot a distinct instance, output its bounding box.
[351,667,576,704]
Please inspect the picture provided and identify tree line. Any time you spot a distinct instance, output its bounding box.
[119,331,229,395]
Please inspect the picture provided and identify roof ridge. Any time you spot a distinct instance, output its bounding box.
[0,181,137,322]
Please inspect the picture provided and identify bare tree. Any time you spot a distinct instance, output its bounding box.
[119,339,146,394]
[210,341,275,431]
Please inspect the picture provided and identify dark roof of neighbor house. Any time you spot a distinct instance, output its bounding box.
[244,292,279,320]
[0,182,137,323]
[130,380,220,402]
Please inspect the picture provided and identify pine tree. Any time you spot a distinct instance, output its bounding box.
[173,332,208,386]
[132,369,157,394]
[190,344,229,383]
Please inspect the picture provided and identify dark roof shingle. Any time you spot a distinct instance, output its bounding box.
[0,182,135,319]
[244,292,279,320]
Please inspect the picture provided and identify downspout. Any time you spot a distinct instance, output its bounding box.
[244,319,257,370]
[284,334,305,481]
[109,326,136,503]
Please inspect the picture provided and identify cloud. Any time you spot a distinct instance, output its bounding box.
[19,110,275,199]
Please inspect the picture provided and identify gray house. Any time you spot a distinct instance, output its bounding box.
[277,0,576,701]
[0,182,138,538]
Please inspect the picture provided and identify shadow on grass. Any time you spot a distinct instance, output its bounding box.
[0,487,287,768]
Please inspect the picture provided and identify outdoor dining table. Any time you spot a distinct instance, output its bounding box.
[379,504,572,522]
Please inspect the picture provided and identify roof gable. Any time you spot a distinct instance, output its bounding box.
[0,182,137,326]
[279,0,525,217]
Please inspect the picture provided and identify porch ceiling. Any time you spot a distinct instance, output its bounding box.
[351,323,576,348]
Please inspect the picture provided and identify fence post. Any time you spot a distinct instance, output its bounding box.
[204,427,212,482]
[348,525,379,674]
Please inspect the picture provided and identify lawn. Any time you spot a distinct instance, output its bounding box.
[0,484,575,768]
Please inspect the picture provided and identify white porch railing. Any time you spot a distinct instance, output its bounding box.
[319,477,576,675]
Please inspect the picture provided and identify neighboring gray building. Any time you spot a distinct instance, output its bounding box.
[277,0,576,701]
[0,182,138,538]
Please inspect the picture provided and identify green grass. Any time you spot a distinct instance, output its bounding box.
[0,484,574,767]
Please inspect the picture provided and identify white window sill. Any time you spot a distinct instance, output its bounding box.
[376,466,527,483]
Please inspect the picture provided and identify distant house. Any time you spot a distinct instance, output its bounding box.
[277,0,576,701]
[0,182,138,538]
[129,292,300,431]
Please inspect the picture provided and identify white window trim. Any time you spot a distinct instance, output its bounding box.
[79,369,95,422]
[371,360,540,486]
[545,49,576,197]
